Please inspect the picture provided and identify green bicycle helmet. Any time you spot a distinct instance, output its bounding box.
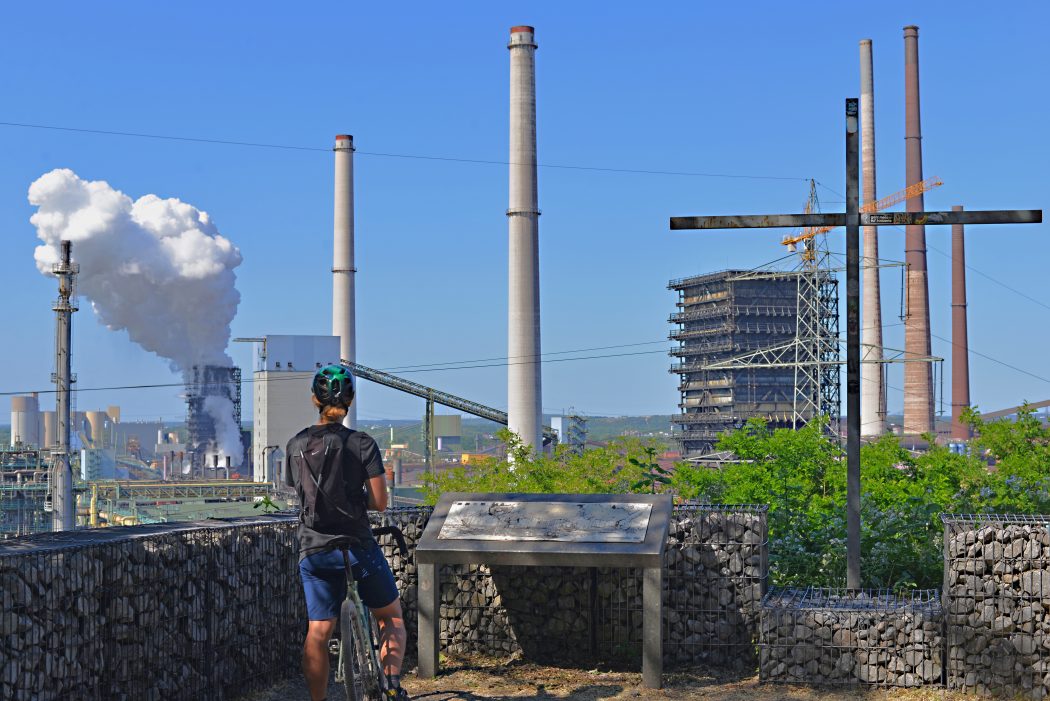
[312,364,356,408]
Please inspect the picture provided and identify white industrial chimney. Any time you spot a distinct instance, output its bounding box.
[333,134,357,428]
[507,25,543,451]
[860,39,886,437]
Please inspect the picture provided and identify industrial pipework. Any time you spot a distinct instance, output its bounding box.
[903,25,935,435]
[507,25,543,450]
[333,134,357,428]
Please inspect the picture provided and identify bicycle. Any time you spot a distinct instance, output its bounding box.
[331,526,410,701]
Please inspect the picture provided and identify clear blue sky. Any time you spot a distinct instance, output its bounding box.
[1,1,1047,426]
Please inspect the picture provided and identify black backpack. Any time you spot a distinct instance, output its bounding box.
[288,426,367,532]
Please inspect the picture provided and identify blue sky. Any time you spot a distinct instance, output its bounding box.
[1,1,1047,426]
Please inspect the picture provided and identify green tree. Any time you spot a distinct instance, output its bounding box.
[420,430,664,505]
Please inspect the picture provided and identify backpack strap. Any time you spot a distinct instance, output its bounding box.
[297,431,361,522]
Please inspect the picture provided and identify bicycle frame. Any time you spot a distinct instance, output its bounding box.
[333,526,410,700]
[334,552,385,698]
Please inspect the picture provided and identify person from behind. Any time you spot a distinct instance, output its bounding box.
[284,364,409,701]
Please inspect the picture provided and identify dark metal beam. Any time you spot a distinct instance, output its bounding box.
[863,210,1041,226]
[669,209,1042,231]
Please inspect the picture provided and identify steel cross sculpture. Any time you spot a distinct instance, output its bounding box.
[670,98,1042,589]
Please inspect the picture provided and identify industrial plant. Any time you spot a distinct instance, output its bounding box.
[1,20,1039,540]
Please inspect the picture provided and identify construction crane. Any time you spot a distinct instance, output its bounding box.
[782,176,943,251]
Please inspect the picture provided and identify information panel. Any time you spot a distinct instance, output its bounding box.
[437,500,652,543]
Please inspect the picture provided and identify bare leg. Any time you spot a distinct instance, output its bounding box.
[303,618,337,701]
[370,598,407,677]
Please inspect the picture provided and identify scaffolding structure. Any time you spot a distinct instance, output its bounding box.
[668,265,840,457]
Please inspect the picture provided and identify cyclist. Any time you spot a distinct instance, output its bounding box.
[284,364,409,701]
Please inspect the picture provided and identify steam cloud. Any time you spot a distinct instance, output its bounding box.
[28,168,244,465]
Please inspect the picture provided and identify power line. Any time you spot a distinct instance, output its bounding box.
[383,340,669,372]
[0,347,671,398]
[0,120,811,182]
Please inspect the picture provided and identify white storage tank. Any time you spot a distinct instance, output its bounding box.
[10,394,41,448]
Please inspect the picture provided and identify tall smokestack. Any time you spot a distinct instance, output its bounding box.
[507,25,542,450]
[903,25,934,436]
[52,240,78,531]
[333,134,357,428]
[859,39,886,438]
[951,205,971,440]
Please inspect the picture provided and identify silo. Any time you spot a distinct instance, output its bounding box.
[86,411,109,449]
[42,411,56,449]
[10,395,41,448]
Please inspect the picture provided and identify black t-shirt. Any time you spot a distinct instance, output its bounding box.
[283,423,385,560]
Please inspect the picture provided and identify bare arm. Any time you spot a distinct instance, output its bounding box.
[366,474,388,512]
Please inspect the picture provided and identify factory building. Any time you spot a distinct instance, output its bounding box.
[251,335,342,483]
[185,364,242,474]
[669,270,838,457]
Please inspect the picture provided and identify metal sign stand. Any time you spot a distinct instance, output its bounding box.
[415,492,673,688]
[669,97,1041,588]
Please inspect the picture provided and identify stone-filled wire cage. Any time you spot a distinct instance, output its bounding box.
[0,516,303,701]
[760,587,943,687]
[943,513,1050,699]
[427,503,769,671]
[664,503,768,670]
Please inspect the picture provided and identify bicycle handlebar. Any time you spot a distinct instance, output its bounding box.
[371,526,410,559]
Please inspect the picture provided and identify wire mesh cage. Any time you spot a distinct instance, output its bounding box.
[759,587,943,687]
[942,514,1050,698]
[429,503,770,672]
[0,516,304,701]
[664,503,768,670]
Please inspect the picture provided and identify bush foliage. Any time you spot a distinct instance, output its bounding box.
[421,410,1050,590]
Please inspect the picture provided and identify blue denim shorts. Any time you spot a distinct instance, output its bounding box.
[299,541,399,621]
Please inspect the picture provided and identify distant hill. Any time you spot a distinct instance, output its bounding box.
[356,415,675,455]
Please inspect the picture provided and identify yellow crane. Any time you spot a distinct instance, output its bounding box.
[782,176,944,253]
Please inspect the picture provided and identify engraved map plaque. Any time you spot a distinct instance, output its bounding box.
[437,500,652,543]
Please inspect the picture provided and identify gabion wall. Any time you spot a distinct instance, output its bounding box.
[0,504,768,700]
[0,516,304,701]
[943,514,1050,699]
[427,504,769,670]
[759,587,943,687]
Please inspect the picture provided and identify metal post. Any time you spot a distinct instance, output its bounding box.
[417,562,440,678]
[845,99,862,589]
[424,397,435,473]
[642,565,663,688]
[52,240,78,532]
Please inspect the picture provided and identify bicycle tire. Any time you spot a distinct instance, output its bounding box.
[353,607,383,700]
[363,609,387,698]
[340,599,368,701]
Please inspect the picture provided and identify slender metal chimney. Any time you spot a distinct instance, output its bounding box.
[951,205,971,440]
[507,25,542,450]
[333,134,357,428]
[903,25,934,436]
[860,39,886,438]
[52,240,78,531]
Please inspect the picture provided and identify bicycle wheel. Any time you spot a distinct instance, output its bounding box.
[340,599,368,701]
[353,607,383,700]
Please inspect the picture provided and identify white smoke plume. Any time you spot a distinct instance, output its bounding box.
[28,168,244,464]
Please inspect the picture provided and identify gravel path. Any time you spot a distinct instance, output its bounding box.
[240,656,971,701]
